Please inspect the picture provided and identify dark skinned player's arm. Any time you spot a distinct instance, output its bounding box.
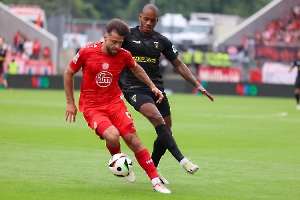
[171,58,214,101]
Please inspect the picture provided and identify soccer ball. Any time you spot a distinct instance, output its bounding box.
[108,153,133,177]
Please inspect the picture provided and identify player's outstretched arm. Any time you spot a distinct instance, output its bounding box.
[196,86,214,101]
[63,67,78,123]
[129,62,164,103]
[171,58,214,102]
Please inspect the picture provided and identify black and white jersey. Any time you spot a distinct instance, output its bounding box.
[119,26,178,92]
[292,60,300,77]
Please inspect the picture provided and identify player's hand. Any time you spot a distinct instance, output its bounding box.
[65,104,78,123]
[202,89,214,101]
[152,88,164,103]
[198,87,214,102]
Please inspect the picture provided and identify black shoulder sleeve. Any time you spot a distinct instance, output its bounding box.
[160,34,178,62]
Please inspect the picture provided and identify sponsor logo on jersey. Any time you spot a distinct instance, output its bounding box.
[154,41,159,49]
[72,52,80,64]
[132,40,141,44]
[95,71,113,87]
[132,56,156,63]
[172,45,178,54]
[131,94,136,102]
[102,62,109,70]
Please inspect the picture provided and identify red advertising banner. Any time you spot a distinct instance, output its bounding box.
[198,67,242,82]
[23,60,54,75]
[255,45,298,63]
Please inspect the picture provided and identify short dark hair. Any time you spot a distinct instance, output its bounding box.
[142,4,159,16]
[106,18,130,36]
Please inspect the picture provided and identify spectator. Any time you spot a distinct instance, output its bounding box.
[7,59,18,75]
[32,38,41,59]
[193,48,203,74]
[13,30,20,52]
[18,32,25,54]
[42,46,51,60]
[23,37,33,59]
[293,3,300,19]
[182,49,193,72]
[255,30,263,44]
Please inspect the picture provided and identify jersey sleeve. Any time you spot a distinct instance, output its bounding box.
[161,36,178,62]
[69,48,86,72]
[124,50,135,68]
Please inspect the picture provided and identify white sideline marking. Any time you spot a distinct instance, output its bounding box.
[194,112,288,119]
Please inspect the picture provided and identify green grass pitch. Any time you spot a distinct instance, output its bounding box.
[0,89,300,200]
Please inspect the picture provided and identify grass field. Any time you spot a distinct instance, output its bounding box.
[0,89,300,200]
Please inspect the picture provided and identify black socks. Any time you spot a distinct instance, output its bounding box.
[152,124,184,164]
[151,137,167,167]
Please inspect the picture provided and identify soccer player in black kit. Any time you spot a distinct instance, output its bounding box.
[0,36,7,88]
[289,50,300,110]
[119,4,214,184]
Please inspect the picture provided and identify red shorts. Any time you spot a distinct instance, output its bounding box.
[83,100,136,139]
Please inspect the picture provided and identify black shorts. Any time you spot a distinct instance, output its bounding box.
[295,77,300,89]
[124,90,171,118]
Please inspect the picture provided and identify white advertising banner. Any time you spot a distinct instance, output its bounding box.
[198,67,242,82]
[262,62,297,85]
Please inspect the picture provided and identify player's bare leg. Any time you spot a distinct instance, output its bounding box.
[100,126,136,183]
[122,132,170,193]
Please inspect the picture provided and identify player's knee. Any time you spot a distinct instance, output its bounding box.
[123,132,144,153]
[102,127,120,145]
[145,112,164,126]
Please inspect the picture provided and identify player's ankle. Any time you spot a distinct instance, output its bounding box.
[151,177,161,186]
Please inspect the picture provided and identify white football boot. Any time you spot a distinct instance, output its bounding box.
[152,177,171,193]
[182,159,199,175]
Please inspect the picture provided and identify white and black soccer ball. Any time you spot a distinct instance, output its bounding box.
[108,153,133,177]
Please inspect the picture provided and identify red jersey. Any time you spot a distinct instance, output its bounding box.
[33,40,41,54]
[69,42,135,112]
[42,46,51,58]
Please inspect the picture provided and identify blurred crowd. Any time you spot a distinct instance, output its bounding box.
[254,3,300,46]
[8,30,51,61]
[0,31,52,76]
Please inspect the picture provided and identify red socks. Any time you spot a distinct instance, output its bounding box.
[106,143,121,155]
[135,148,158,180]
[106,144,158,180]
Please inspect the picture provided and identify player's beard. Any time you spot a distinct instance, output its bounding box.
[106,46,118,56]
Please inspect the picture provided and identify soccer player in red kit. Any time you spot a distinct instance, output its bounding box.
[64,18,170,194]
